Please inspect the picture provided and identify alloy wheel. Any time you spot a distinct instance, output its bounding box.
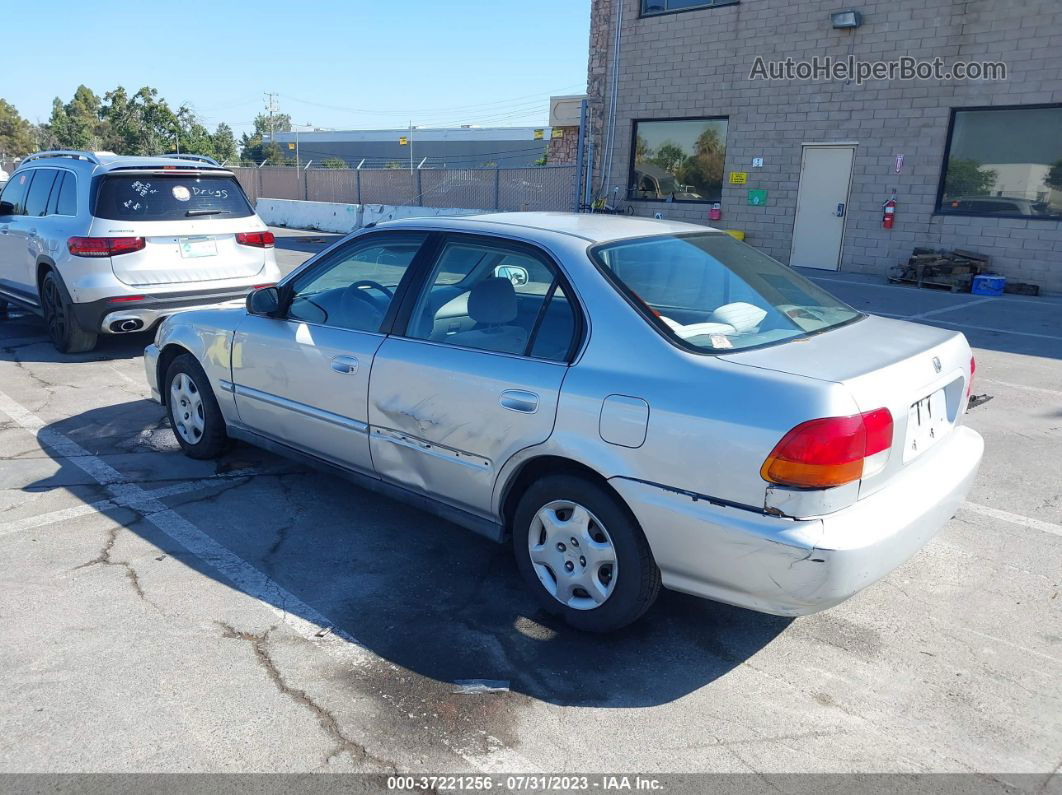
[42,278,66,347]
[528,500,618,610]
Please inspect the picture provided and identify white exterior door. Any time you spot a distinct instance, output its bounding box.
[789,145,856,271]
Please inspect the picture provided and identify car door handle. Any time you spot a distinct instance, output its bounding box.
[499,389,538,413]
[330,355,359,374]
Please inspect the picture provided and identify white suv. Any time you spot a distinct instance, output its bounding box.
[0,150,281,352]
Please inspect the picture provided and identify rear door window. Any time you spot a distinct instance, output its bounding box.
[24,169,58,217]
[0,171,30,215]
[49,172,77,216]
[94,173,253,221]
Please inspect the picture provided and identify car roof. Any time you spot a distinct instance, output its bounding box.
[15,152,230,174]
[378,211,720,243]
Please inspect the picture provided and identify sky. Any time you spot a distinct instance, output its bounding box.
[3,0,590,135]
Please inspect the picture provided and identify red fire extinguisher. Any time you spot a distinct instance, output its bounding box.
[882,197,897,229]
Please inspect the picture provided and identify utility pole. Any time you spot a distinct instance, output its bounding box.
[263,92,279,150]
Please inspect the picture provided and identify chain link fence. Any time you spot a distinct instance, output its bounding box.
[231,165,576,212]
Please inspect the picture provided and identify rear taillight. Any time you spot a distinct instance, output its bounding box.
[236,231,275,248]
[67,236,145,257]
[967,356,976,399]
[760,408,894,489]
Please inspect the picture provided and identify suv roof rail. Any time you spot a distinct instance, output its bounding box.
[161,153,220,166]
[21,150,105,165]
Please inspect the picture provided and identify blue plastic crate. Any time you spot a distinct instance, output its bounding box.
[971,274,1005,296]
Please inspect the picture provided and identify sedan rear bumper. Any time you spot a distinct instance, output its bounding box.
[610,424,984,616]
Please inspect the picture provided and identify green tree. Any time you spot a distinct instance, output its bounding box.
[211,123,238,164]
[649,141,685,175]
[321,156,348,169]
[676,127,725,198]
[634,135,651,164]
[1044,159,1062,192]
[943,158,997,197]
[384,160,404,169]
[48,85,106,150]
[239,112,292,164]
[533,146,548,166]
[0,99,35,157]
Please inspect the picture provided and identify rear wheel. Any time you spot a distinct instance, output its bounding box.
[512,474,661,633]
[164,354,229,459]
[40,271,97,353]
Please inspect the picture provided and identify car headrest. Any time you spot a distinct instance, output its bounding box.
[467,277,517,325]
[710,302,768,332]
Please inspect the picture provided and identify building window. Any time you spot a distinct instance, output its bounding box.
[938,105,1062,220]
[642,0,732,15]
[629,117,728,203]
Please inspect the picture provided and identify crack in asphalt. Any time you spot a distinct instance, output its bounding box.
[216,622,398,772]
[73,525,157,609]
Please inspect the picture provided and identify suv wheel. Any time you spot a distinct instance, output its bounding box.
[512,474,661,633]
[40,271,97,353]
[164,354,230,459]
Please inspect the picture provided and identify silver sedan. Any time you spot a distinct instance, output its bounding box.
[144,213,983,632]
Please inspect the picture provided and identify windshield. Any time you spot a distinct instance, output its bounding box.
[592,232,862,353]
[94,173,253,221]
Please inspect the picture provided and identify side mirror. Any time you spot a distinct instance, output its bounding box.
[246,286,281,316]
[0,200,14,216]
[494,264,529,286]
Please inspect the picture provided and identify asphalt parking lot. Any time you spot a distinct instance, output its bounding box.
[0,228,1060,782]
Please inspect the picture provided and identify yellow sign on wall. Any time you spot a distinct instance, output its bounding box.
[533,129,544,140]
[288,143,295,150]
[551,128,564,139]
[399,136,408,146]
[729,171,748,185]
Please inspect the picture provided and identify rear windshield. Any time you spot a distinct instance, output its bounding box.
[591,232,862,353]
[94,173,253,221]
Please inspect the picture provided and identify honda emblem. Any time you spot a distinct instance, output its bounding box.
[932,356,942,374]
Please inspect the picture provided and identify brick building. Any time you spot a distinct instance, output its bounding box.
[586,0,1062,292]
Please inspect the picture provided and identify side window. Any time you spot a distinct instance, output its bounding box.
[0,171,31,215]
[49,172,77,216]
[286,233,426,332]
[406,236,577,360]
[24,169,58,217]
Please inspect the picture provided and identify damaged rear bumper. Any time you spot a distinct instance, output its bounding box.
[609,425,983,616]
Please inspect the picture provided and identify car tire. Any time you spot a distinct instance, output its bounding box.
[512,474,661,633]
[164,353,230,459]
[40,271,97,353]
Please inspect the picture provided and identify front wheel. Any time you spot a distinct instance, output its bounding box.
[40,271,97,353]
[164,354,230,459]
[512,474,661,633]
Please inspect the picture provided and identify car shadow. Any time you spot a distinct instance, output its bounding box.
[0,306,153,362]
[27,399,792,709]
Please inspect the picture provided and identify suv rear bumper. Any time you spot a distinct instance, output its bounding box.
[71,288,254,334]
[610,424,984,617]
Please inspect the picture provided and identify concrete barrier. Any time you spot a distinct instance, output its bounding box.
[255,198,487,234]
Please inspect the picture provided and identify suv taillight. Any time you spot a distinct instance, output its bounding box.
[236,231,275,248]
[67,236,145,257]
[760,408,894,489]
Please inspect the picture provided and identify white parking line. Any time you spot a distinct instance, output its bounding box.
[908,296,996,319]
[979,378,1062,398]
[961,501,1062,538]
[0,388,535,773]
[0,469,259,538]
[870,311,1062,342]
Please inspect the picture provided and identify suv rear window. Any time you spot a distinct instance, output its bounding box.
[94,173,253,221]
